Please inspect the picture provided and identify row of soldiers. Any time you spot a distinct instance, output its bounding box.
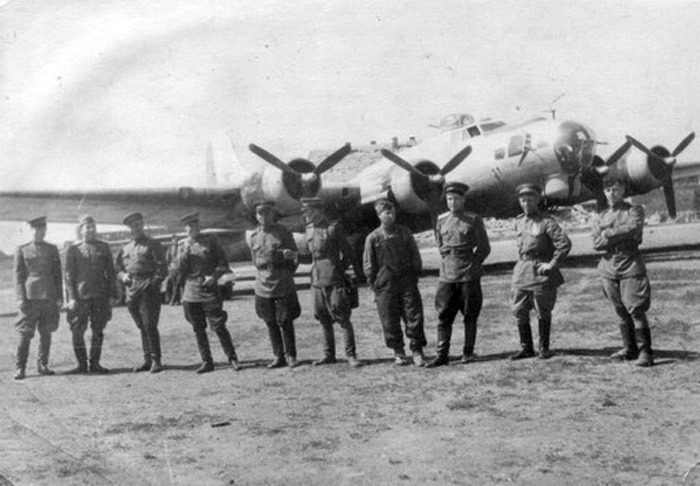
[11,171,655,380]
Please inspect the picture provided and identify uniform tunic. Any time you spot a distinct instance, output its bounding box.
[65,239,117,332]
[435,210,491,282]
[363,224,426,351]
[512,212,571,291]
[511,211,572,329]
[115,235,166,360]
[248,224,300,359]
[176,234,230,303]
[248,224,298,298]
[592,201,650,316]
[433,210,491,357]
[305,218,358,357]
[14,241,63,335]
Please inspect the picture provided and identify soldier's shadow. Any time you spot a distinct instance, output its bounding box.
[556,347,699,364]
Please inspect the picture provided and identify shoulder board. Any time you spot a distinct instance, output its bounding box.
[437,212,450,221]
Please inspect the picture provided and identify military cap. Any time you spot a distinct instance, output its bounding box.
[122,212,143,225]
[300,197,324,208]
[444,181,469,196]
[79,215,95,226]
[180,212,200,225]
[373,198,395,214]
[516,183,542,198]
[253,200,276,212]
[27,216,47,227]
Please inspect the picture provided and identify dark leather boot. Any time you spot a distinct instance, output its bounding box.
[342,323,357,360]
[150,359,163,374]
[314,321,336,365]
[280,321,297,365]
[89,332,109,374]
[510,322,535,360]
[266,323,285,365]
[37,333,54,375]
[609,320,639,360]
[215,327,237,364]
[195,330,213,373]
[634,327,654,367]
[15,335,31,378]
[537,318,553,359]
[134,329,152,372]
[70,332,89,373]
[427,325,452,368]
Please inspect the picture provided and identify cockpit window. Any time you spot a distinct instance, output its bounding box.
[508,135,524,157]
[480,121,507,133]
[467,126,481,137]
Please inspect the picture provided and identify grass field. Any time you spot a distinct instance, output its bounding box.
[1,253,699,485]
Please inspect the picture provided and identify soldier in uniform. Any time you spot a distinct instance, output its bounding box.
[64,215,119,373]
[247,201,300,368]
[510,184,572,360]
[163,235,182,306]
[12,216,63,380]
[115,212,167,373]
[301,197,362,368]
[592,173,654,367]
[363,198,427,366]
[172,213,239,373]
[427,181,491,368]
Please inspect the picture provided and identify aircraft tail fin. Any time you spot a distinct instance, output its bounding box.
[206,131,250,187]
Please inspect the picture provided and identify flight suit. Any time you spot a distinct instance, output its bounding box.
[65,239,118,371]
[174,234,238,368]
[433,210,491,361]
[511,211,571,357]
[116,235,167,367]
[363,223,426,355]
[306,218,359,361]
[13,241,63,374]
[248,223,300,365]
[592,201,653,364]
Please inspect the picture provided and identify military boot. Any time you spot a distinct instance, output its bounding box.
[150,359,164,374]
[609,320,639,360]
[14,335,30,380]
[537,318,553,360]
[314,322,337,365]
[68,332,89,374]
[215,327,239,371]
[510,322,535,360]
[266,324,287,368]
[426,326,452,368]
[462,320,477,363]
[634,327,654,367]
[37,333,55,375]
[195,330,214,374]
[280,322,297,368]
[134,329,152,372]
[88,332,109,374]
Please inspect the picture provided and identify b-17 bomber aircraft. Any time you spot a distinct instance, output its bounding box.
[0,112,698,247]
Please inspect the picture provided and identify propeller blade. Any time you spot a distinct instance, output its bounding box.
[249,144,300,177]
[663,183,677,219]
[626,135,668,164]
[314,143,352,175]
[605,140,632,166]
[671,132,695,157]
[440,145,472,176]
[380,149,429,179]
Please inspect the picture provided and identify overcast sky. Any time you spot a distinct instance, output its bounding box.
[1,0,700,191]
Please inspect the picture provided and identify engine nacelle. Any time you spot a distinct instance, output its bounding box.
[242,158,318,215]
[390,160,441,213]
[620,146,670,195]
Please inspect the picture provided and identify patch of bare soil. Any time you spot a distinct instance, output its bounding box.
[0,256,699,485]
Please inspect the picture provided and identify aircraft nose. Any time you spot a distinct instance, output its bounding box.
[553,121,596,174]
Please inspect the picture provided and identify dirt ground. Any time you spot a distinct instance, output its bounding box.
[1,252,699,486]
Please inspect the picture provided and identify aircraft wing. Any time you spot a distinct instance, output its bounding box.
[672,160,700,180]
[0,186,250,231]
